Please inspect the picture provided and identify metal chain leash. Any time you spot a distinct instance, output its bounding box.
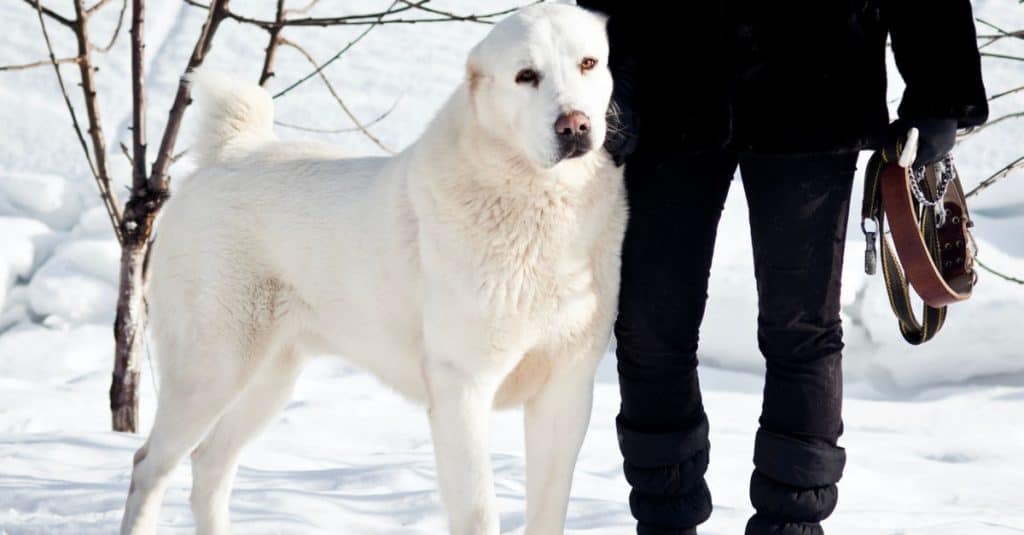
[909,153,955,227]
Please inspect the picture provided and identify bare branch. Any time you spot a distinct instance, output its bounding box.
[959,111,1024,138]
[271,3,396,99]
[990,84,1024,101]
[86,0,114,13]
[183,0,525,29]
[398,0,537,24]
[0,56,81,71]
[22,0,75,27]
[975,18,1023,40]
[32,0,123,242]
[966,155,1024,198]
[976,257,1024,286]
[283,0,320,17]
[977,31,1024,40]
[92,0,128,53]
[31,3,95,176]
[258,0,286,86]
[120,141,134,167]
[147,0,231,194]
[73,0,124,242]
[274,93,402,133]
[279,37,395,153]
[981,52,1024,62]
[183,0,419,29]
[975,18,1014,38]
[129,0,147,193]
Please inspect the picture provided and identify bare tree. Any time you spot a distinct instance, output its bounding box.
[3,0,534,432]
[958,17,1024,285]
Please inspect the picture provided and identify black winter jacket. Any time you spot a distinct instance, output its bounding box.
[577,0,988,153]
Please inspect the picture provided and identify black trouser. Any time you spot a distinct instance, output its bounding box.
[615,149,856,535]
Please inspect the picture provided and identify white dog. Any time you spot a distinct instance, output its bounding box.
[120,4,626,534]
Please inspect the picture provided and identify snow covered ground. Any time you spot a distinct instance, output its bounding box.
[1,1,1023,533]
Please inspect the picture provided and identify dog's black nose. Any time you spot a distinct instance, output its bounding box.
[555,111,591,138]
[554,110,592,160]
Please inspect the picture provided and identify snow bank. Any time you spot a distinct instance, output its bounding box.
[27,240,119,325]
[0,217,59,311]
[0,172,85,230]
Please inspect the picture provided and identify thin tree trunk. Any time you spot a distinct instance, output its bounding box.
[111,243,147,432]
[110,0,148,433]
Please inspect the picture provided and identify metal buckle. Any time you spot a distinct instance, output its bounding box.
[861,217,878,275]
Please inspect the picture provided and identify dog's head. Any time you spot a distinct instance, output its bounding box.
[466,4,612,170]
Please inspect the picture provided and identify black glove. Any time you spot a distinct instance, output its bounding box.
[604,93,638,167]
[883,118,957,167]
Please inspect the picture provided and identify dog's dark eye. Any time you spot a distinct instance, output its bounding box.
[515,68,541,87]
[580,57,598,72]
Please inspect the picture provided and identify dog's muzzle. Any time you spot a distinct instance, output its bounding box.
[554,111,593,161]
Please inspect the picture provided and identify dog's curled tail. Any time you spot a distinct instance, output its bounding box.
[187,69,275,167]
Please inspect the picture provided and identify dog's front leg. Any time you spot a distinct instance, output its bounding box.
[425,359,501,535]
[523,356,600,535]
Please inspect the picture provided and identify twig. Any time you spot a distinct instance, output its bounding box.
[120,141,134,166]
[976,257,1024,285]
[977,32,1024,39]
[990,84,1024,101]
[32,2,96,177]
[975,18,1024,40]
[278,37,394,153]
[33,0,123,242]
[274,93,402,133]
[399,0,535,24]
[960,111,1024,138]
[183,0,522,29]
[183,0,420,29]
[73,0,124,242]
[976,18,1013,37]
[92,0,128,53]
[22,0,74,27]
[966,155,1024,198]
[147,0,230,194]
[980,52,1024,62]
[86,0,114,13]
[975,18,1024,50]
[280,13,514,27]
[0,56,81,71]
[271,10,390,99]
[978,32,1024,50]
[258,0,286,86]
[283,0,319,17]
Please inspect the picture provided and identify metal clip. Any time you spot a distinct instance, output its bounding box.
[864,234,877,275]
[935,204,947,228]
[861,217,878,275]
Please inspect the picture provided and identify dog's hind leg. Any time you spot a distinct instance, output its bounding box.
[189,348,304,535]
[121,333,260,535]
[523,357,600,535]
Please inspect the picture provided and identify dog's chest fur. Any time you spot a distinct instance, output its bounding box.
[473,189,597,330]
[420,166,617,354]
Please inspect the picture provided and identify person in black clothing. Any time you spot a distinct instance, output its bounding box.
[574,2,988,534]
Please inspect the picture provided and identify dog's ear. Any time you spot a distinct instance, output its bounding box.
[466,41,489,95]
[467,63,482,94]
[466,58,485,94]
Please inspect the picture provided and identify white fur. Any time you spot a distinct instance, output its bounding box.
[120,5,625,535]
